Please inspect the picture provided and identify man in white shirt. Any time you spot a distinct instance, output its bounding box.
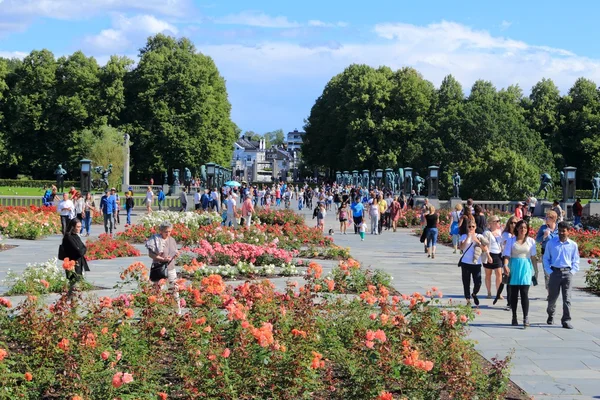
[210,188,220,212]
[57,193,75,234]
[194,188,202,210]
[225,193,238,228]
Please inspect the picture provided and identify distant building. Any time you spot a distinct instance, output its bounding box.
[286,129,305,152]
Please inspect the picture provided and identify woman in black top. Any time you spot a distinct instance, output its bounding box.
[474,205,487,234]
[425,205,439,259]
[61,218,90,284]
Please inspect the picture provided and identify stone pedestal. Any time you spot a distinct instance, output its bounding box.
[534,201,551,217]
[584,201,600,217]
[413,196,427,209]
[449,197,462,210]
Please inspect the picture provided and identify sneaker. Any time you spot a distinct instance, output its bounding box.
[547,316,554,325]
[511,318,518,326]
[523,317,530,328]
[562,322,574,329]
[504,305,511,311]
[487,293,492,299]
[472,293,479,306]
[431,254,435,259]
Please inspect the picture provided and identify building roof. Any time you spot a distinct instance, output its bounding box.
[235,137,261,150]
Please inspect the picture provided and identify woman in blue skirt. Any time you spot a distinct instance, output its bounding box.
[502,219,537,328]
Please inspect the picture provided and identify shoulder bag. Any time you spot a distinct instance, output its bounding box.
[457,243,474,267]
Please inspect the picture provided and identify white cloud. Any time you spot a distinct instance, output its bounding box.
[0,0,193,19]
[199,20,600,95]
[500,20,512,30]
[216,11,300,28]
[308,20,348,28]
[84,14,178,52]
[0,50,27,59]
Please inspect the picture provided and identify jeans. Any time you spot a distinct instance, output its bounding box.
[510,285,530,318]
[426,227,438,248]
[547,269,573,322]
[158,200,164,211]
[460,263,482,299]
[103,213,113,234]
[574,215,581,226]
[60,215,70,235]
[370,214,379,234]
[126,208,132,225]
[353,216,363,234]
[83,211,92,235]
[225,212,238,228]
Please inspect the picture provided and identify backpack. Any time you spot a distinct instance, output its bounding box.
[158,191,166,201]
[313,207,319,218]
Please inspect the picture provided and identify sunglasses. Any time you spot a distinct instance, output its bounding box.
[468,225,476,228]
[510,222,516,225]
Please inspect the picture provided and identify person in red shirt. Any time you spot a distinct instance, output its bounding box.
[514,202,524,220]
[573,198,583,226]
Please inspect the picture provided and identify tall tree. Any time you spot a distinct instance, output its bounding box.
[0,59,8,162]
[527,78,561,158]
[99,55,133,126]
[264,129,285,147]
[125,34,236,180]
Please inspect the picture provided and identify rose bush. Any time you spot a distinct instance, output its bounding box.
[137,210,221,229]
[180,240,297,266]
[3,258,92,295]
[0,261,511,399]
[85,234,141,260]
[0,205,61,239]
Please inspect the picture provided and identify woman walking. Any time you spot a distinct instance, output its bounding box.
[337,202,349,234]
[61,218,90,295]
[125,191,134,226]
[474,205,487,234]
[459,219,485,306]
[82,193,95,237]
[450,203,462,253]
[425,204,439,259]
[389,196,401,232]
[369,196,380,235]
[146,221,181,314]
[483,216,503,298]
[502,220,536,327]
[145,186,154,214]
[500,216,518,309]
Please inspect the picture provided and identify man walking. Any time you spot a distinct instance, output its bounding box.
[179,187,188,212]
[100,189,117,236]
[57,192,75,234]
[543,221,580,329]
[194,188,202,211]
[225,193,238,228]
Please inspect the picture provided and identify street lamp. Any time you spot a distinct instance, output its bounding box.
[206,162,215,188]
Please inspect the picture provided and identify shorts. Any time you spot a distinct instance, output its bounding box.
[339,218,347,222]
[146,199,152,206]
[483,253,502,269]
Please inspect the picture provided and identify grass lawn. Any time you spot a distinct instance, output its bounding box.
[0,186,46,196]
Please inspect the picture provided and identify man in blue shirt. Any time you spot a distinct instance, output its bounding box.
[350,197,364,235]
[542,222,580,329]
[100,189,117,235]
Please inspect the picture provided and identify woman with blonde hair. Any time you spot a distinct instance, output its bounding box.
[425,204,439,259]
[145,186,154,214]
[450,203,463,253]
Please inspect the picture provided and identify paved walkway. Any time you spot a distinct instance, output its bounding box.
[2,200,600,399]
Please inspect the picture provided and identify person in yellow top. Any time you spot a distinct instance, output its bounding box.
[377,194,387,234]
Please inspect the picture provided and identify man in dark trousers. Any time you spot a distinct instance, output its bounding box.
[543,221,580,329]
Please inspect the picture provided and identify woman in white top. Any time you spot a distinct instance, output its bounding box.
[450,203,462,253]
[459,219,487,306]
[145,186,154,214]
[502,219,536,328]
[483,216,503,299]
[499,216,518,309]
[369,196,380,235]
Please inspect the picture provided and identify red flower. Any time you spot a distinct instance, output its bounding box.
[24,372,33,381]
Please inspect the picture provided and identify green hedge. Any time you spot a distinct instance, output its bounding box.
[0,179,78,188]
[576,190,592,199]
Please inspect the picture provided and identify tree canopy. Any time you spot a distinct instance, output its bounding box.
[0,34,236,183]
[304,64,597,199]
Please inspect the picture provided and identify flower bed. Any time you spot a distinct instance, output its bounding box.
[313,258,394,294]
[585,260,600,293]
[254,208,305,225]
[119,221,333,249]
[179,240,297,266]
[181,259,303,280]
[0,263,511,399]
[0,205,61,239]
[85,234,141,260]
[2,258,92,295]
[137,210,221,229]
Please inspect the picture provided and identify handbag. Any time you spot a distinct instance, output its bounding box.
[150,262,169,282]
[450,221,459,235]
[457,243,474,267]
[419,227,429,243]
[58,244,65,261]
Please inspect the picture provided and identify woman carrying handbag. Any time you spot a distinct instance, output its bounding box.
[146,221,181,315]
[61,218,90,295]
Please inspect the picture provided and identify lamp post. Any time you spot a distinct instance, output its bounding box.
[122,133,130,190]
[375,169,383,188]
[206,162,215,188]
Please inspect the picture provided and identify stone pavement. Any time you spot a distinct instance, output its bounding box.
[2,200,600,399]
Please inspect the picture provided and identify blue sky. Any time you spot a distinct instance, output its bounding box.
[1,0,599,134]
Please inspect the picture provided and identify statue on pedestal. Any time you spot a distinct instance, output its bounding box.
[163,171,169,185]
[184,167,192,191]
[414,173,425,196]
[592,173,600,201]
[173,169,180,186]
[535,173,553,200]
[397,168,404,194]
[452,171,461,198]
[386,170,396,193]
[93,164,112,192]
[54,164,67,192]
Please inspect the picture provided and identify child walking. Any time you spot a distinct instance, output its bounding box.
[359,221,367,241]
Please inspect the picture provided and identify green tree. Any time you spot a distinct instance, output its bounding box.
[125,34,236,180]
[0,59,8,162]
[99,55,133,126]
[527,78,561,158]
[4,49,59,177]
[80,125,124,189]
[264,129,285,147]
